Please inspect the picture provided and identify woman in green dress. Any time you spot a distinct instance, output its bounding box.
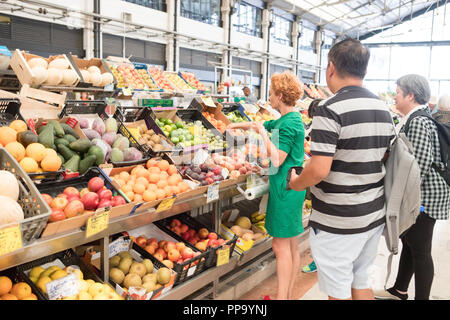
[226,71,306,299]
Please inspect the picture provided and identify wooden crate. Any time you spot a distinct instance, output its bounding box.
[67,55,116,87]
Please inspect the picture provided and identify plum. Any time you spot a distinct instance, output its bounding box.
[102,132,117,146]
[76,117,89,129]
[92,118,106,136]
[123,147,143,161]
[83,129,101,140]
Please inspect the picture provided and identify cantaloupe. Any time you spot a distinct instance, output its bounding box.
[0,170,19,201]
[90,72,102,87]
[88,66,101,75]
[31,66,48,86]
[235,216,252,230]
[28,57,48,69]
[101,73,114,86]
[80,70,91,83]
[45,68,63,86]
[0,195,24,225]
[49,58,69,70]
[62,69,78,86]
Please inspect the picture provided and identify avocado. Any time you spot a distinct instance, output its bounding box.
[69,139,91,153]
[49,120,65,138]
[55,138,69,147]
[87,146,105,166]
[61,123,79,139]
[63,134,77,144]
[38,123,54,148]
[57,153,65,164]
[17,130,38,147]
[79,155,97,175]
[57,144,77,161]
[64,154,80,173]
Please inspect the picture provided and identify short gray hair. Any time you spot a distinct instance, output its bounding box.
[396,74,431,105]
[438,94,450,111]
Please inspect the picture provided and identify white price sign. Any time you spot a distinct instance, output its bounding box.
[46,273,79,300]
[109,237,131,258]
[192,149,210,166]
[207,182,220,203]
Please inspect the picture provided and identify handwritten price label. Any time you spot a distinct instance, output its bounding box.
[216,247,230,267]
[0,225,22,256]
[86,210,109,238]
[156,196,176,213]
[46,274,79,300]
[207,182,220,203]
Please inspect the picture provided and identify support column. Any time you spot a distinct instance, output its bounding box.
[83,0,95,59]
[260,5,271,101]
[221,0,232,93]
[291,16,300,76]
[166,0,179,71]
[315,27,323,83]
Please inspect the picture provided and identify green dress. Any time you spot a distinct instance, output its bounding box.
[263,112,306,238]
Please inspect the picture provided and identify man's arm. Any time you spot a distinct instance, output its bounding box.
[289,155,333,191]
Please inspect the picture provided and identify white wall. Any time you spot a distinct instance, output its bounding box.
[230,31,264,53]
[270,42,294,60]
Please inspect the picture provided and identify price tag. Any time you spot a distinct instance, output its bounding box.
[123,88,132,96]
[86,210,110,238]
[46,273,79,300]
[187,265,197,277]
[216,247,230,267]
[109,237,131,257]
[104,83,114,92]
[156,196,176,213]
[192,149,210,166]
[242,103,259,114]
[207,182,220,203]
[127,127,141,139]
[201,96,216,108]
[221,168,229,180]
[0,225,22,256]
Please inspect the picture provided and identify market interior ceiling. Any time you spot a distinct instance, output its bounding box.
[272,0,444,39]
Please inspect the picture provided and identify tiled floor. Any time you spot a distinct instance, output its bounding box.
[239,218,450,300]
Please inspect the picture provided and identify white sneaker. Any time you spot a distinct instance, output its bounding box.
[373,288,406,300]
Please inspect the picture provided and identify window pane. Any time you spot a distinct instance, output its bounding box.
[298,26,315,52]
[233,2,262,38]
[180,0,221,26]
[429,46,450,79]
[123,0,166,12]
[389,46,430,79]
[271,14,292,46]
[366,47,390,79]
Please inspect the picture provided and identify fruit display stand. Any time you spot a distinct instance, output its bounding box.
[147,66,176,93]
[163,71,197,94]
[66,55,116,89]
[179,72,208,94]
[133,63,163,92]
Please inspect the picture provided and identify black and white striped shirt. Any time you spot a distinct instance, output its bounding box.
[308,86,395,234]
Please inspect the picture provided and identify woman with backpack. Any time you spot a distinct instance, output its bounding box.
[374,74,450,300]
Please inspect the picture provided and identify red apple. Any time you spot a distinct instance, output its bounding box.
[187,229,196,238]
[195,241,207,251]
[51,196,68,210]
[80,188,90,198]
[135,236,147,247]
[64,200,84,218]
[205,177,214,185]
[217,239,225,245]
[66,195,80,203]
[158,240,167,249]
[181,232,190,241]
[156,248,167,259]
[198,228,209,239]
[146,238,157,246]
[41,194,53,207]
[168,248,181,262]
[88,177,104,192]
[170,219,181,228]
[179,224,189,233]
[98,199,113,209]
[164,241,176,253]
[208,239,219,248]
[64,187,80,197]
[173,226,182,235]
[49,208,66,222]
[208,232,218,240]
[181,247,194,260]
[112,195,126,207]
[153,252,164,262]
[175,242,186,251]
[81,192,99,210]
[97,188,113,200]
[144,245,155,255]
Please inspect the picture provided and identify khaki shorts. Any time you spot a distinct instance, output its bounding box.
[309,224,384,299]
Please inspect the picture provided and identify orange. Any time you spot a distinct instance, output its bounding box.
[155,189,166,200]
[40,154,62,172]
[122,184,133,193]
[115,178,126,187]
[44,148,58,158]
[167,175,179,186]
[9,120,28,133]
[5,142,26,162]
[134,194,143,203]
[131,165,145,176]
[119,171,130,182]
[179,181,190,192]
[173,173,182,183]
[125,191,135,201]
[143,190,157,202]
[133,183,146,195]
[10,282,32,300]
[147,184,158,192]
[148,173,160,184]
[26,143,46,162]
[167,164,178,176]
[156,180,168,189]
[0,276,12,296]
[135,168,149,179]
[21,293,37,300]
[148,166,160,175]
[136,177,149,188]
[146,159,158,168]
[19,157,39,173]
[164,185,174,197]
[172,185,181,194]
[157,160,170,172]
[159,171,169,180]
[1,293,18,300]
[0,126,17,146]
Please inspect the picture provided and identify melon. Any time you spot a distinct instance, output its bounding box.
[0,195,24,225]
[101,73,114,86]
[235,216,252,230]
[28,57,48,69]
[0,170,19,201]
[88,66,101,75]
[80,70,91,83]
[45,68,63,86]
[49,58,69,70]
[31,66,48,86]
[90,72,102,87]
[62,69,78,86]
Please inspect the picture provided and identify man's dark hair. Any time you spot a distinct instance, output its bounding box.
[308,99,323,119]
[328,38,370,79]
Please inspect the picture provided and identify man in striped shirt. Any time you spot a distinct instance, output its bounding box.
[289,39,395,300]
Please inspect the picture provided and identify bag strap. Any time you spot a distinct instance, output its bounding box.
[385,252,394,291]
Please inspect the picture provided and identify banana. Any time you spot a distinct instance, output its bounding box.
[251,212,260,219]
[254,214,266,222]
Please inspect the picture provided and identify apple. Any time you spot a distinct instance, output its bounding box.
[179,224,189,233]
[164,241,176,253]
[212,167,222,176]
[66,195,80,203]
[146,238,158,246]
[198,228,209,239]
[170,219,181,228]
[208,239,219,248]
[153,252,164,262]
[191,235,200,245]
[162,259,174,269]
[172,226,182,235]
[64,200,84,218]
[144,245,155,255]
[156,248,167,259]
[208,232,218,240]
[81,192,99,210]
[64,187,80,197]
[41,194,53,207]
[135,236,147,248]
[98,199,113,209]
[181,232,190,241]
[80,188,90,198]
[175,242,186,252]
[88,177,104,192]
[112,195,126,207]
[51,196,69,210]
[177,258,184,264]
[97,188,113,200]
[187,229,196,238]
[181,247,194,260]
[195,241,207,251]
[158,240,167,249]
[49,208,66,222]
[217,239,225,245]
[168,248,181,262]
